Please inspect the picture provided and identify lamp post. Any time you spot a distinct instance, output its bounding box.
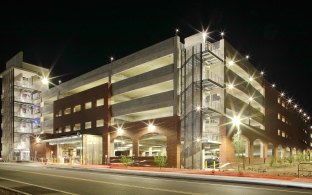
[248,97,253,126]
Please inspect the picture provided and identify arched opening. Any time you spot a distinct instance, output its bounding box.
[267,143,274,157]
[111,136,133,157]
[292,148,297,156]
[285,147,291,157]
[253,139,264,158]
[234,135,249,157]
[277,145,283,159]
[139,133,167,156]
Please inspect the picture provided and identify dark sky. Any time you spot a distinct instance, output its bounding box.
[1,1,311,115]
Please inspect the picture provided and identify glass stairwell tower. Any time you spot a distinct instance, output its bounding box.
[1,52,49,161]
[180,33,225,169]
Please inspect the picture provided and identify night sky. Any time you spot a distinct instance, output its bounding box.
[1,1,311,115]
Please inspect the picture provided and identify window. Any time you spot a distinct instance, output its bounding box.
[65,125,71,132]
[55,127,62,134]
[282,131,285,137]
[96,98,104,107]
[58,110,62,117]
[278,113,281,120]
[278,129,281,136]
[278,97,281,104]
[74,123,81,131]
[64,108,71,115]
[85,102,92,109]
[282,116,285,122]
[85,121,92,129]
[282,101,285,107]
[96,119,104,127]
[73,105,81,112]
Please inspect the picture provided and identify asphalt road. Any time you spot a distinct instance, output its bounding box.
[0,163,311,195]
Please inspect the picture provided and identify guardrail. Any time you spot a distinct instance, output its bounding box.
[298,162,312,177]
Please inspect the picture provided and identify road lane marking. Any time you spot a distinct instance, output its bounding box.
[1,166,311,194]
[0,184,31,195]
[44,168,312,195]
[0,176,77,195]
[0,169,204,195]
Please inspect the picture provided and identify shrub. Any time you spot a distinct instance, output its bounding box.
[154,155,167,169]
[120,156,133,167]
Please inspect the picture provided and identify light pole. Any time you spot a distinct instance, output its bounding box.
[248,96,253,126]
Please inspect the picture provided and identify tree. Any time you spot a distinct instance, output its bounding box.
[232,132,245,171]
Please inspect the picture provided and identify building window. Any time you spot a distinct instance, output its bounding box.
[58,110,62,117]
[64,107,71,115]
[85,102,92,109]
[96,98,104,107]
[282,101,285,107]
[55,127,62,134]
[278,113,281,120]
[278,129,281,136]
[85,121,91,129]
[65,125,71,132]
[74,123,81,131]
[282,131,285,137]
[282,116,285,123]
[73,105,81,112]
[278,97,281,104]
[96,119,104,127]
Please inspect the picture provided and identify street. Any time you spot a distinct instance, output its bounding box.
[0,163,311,195]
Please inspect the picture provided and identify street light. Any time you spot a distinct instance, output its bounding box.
[248,97,253,126]
[41,77,49,85]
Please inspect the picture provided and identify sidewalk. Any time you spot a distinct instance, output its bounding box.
[42,162,312,189]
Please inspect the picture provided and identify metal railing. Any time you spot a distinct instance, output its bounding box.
[298,162,312,177]
[14,96,33,104]
[203,71,224,85]
[203,101,222,112]
[14,81,34,89]
[205,42,223,60]
[202,132,220,142]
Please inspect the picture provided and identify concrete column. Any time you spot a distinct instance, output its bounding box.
[148,147,153,156]
[249,142,253,165]
[263,142,268,164]
[132,139,139,157]
[102,132,110,164]
[219,136,235,164]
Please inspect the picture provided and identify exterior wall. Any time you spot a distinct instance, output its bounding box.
[53,83,111,137]
[264,81,310,151]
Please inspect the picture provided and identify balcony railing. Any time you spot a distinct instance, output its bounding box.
[14,127,32,134]
[205,42,223,60]
[14,96,32,104]
[14,81,34,89]
[202,132,220,143]
[203,101,222,113]
[203,71,224,86]
[14,112,32,119]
